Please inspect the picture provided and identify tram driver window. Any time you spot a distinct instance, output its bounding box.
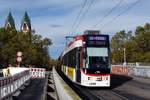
[89,57,108,68]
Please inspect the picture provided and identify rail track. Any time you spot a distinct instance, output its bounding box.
[57,70,99,100]
[81,88,130,100]
[57,70,129,100]
[57,70,150,100]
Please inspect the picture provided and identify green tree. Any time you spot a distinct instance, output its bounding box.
[0,27,52,68]
[111,23,150,63]
[111,30,132,63]
[132,23,150,62]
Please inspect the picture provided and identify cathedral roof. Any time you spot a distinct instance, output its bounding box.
[21,11,31,32]
[5,12,15,30]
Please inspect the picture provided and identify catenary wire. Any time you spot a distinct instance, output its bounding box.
[72,0,96,34]
[69,0,88,35]
[92,0,123,28]
[100,0,141,29]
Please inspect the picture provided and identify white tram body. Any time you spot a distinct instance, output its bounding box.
[61,30,111,87]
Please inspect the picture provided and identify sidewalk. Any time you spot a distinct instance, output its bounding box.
[14,78,46,100]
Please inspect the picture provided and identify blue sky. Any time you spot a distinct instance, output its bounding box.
[0,0,150,59]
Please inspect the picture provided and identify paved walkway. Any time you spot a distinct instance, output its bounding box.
[14,78,46,100]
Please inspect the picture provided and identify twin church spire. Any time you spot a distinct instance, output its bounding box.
[5,12,15,30]
[21,11,31,33]
[5,11,31,33]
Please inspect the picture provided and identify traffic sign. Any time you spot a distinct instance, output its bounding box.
[17,57,22,62]
[17,51,22,57]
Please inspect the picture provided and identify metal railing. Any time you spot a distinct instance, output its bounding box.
[0,67,46,99]
[0,69,31,99]
[111,65,150,78]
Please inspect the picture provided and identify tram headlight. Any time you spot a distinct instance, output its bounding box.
[103,76,108,81]
[88,77,90,80]
[106,77,108,80]
[88,77,92,80]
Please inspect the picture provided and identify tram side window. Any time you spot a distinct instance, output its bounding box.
[67,48,76,67]
[63,54,68,66]
[63,48,76,67]
[76,48,80,69]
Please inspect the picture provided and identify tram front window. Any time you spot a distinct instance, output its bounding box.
[84,48,110,74]
[89,56,108,69]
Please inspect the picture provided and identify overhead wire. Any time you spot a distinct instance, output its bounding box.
[72,0,96,34]
[69,0,88,35]
[92,0,123,28]
[100,0,141,29]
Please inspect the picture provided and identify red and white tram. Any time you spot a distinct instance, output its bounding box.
[60,30,111,87]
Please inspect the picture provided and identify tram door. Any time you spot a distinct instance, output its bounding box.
[76,47,81,83]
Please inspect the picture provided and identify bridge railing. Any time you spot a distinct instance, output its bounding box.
[111,65,129,75]
[0,67,46,99]
[53,67,80,100]
[111,65,150,78]
[0,69,31,99]
[30,68,46,78]
[128,67,150,78]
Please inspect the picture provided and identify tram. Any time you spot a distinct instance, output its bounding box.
[60,30,111,87]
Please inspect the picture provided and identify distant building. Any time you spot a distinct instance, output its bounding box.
[4,11,31,34]
[21,11,31,33]
[5,12,16,30]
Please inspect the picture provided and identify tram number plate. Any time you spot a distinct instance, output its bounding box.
[89,83,96,85]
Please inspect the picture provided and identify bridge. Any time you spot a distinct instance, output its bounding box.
[0,0,149,99]
[0,63,150,100]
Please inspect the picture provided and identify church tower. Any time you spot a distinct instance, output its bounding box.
[21,11,31,33]
[5,12,16,30]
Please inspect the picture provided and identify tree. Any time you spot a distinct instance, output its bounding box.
[49,59,61,69]
[0,27,52,68]
[132,23,150,62]
[111,30,133,63]
[111,23,150,63]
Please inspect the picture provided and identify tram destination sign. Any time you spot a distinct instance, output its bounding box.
[86,35,109,47]
[88,36,107,41]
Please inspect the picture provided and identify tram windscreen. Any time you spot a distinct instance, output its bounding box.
[89,56,108,69]
[84,47,110,74]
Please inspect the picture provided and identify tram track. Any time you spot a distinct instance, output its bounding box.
[111,90,129,100]
[112,90,149,100]
[57,70,150,100]
[80,87,130,100]
[57,70,100,100]
[77,84,147,100]
[57,70,129,100]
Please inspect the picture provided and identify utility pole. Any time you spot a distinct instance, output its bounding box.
[123,48,126,65]
[65,36,74,46]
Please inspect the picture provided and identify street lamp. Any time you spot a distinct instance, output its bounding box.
[123,48,126,65]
